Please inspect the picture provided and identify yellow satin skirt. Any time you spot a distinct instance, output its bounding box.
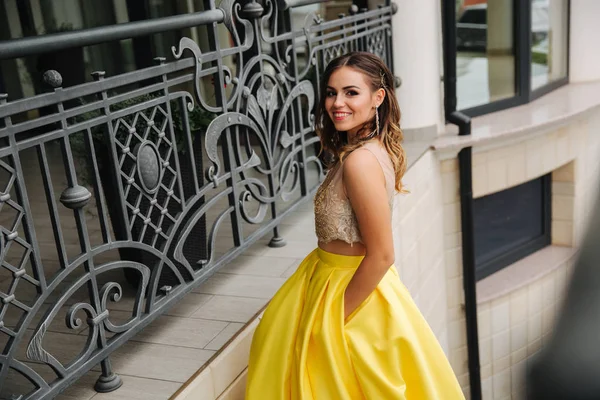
[246,248,465,399]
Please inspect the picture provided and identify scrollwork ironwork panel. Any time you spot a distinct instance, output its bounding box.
[0,1,397,398]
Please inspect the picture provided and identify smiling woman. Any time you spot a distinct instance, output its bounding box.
[245,52,465,400]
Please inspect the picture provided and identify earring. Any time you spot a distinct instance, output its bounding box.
[369,106,380,138]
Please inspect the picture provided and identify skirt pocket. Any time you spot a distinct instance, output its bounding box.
[343,291,373,327]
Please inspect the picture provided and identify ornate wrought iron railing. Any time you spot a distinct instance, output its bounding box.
[0,1,396,398]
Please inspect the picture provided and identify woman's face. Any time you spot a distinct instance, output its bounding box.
[324,66,384,138]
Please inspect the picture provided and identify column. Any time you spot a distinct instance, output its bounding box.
[391,0,443,134]
[569,0,600,82]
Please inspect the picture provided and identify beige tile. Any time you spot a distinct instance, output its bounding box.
[492,369,511,399]
[209,322,255,397]
[399,243,419,289]
[443,202,461,234]
[216,369,247,400]
[93,341,214,382]
[525,140,543,180]
[554,263,568,296]
[552,181,575,196]
[481,362,492,380]
[440,159,458,173]
[491,298,510,333]
[205,322,246,351]
[447,305,464,323]
[487,158,508,194]
[444,231,461,250]
[134,315,228,348]
[472,151,487,167]
[510,321,527,353]
[527,338,542,356]
[171,368,215,400]
[542,306,556,335]
[528,312,542,343]
[220,255,299,277]
[450,346,468,376]
[479,336,491,366]
[166,293,214,318]
[194,273,286,299]
[442,171,459,204]
[446,276,464,309]
[528,283,543,316]
[552,220,574,246]
[492,330,510,363]
[477,304,491,339]
[445,246,463,278]
[481,377,492,400]
[507,149,526,187]
[493,354,510,375]
[552,162,575,182]
[541,272,556,307]
[511,360,527,397]
[542,138,557,172]
[462,385,471,400]
[509,287,528,325]
[511,346,528,365]
[399,209,418,256]
[552,195,575,221]
[472,163,488,198]
[554,128,571,166]
[192,295,267,323]
[448,319,467,351]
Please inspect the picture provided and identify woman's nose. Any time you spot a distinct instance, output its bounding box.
[333,94,344,108]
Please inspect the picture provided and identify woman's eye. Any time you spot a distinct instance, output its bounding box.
[347,90,358,96]
[326,91,336,97]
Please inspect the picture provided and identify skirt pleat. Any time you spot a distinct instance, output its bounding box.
[246,248,465,399]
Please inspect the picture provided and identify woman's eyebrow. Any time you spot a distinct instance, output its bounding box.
[326,85,361,90]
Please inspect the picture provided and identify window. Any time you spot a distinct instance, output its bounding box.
[531,0,569,90]
[473,175,552,280]
[448,0,570,117]
[456,2,515,110]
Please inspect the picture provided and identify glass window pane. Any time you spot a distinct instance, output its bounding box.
[531,0,569,90]
[456,1,516,110]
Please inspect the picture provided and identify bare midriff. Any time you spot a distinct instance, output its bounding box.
[318,239,366,256]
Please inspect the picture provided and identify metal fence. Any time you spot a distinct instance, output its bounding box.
[0,1,396,398]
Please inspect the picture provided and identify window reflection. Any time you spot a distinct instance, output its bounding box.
[456,0,515,110]
[531,0,568,90]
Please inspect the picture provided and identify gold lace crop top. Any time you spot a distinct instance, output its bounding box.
[314,141,396,245]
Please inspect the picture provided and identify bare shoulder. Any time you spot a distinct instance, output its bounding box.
[343,147,381,176]
[342,147,386,189]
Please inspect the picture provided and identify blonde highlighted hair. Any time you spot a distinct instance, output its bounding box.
[315,52,407,192]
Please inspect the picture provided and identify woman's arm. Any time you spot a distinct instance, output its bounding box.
[342,148,395,320]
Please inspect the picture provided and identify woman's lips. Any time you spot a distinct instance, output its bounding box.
[332,112,351,121]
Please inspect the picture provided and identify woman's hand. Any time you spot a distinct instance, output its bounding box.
[342,148,395,322]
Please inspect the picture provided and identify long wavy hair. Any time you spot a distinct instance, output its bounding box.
[315,52,407,193]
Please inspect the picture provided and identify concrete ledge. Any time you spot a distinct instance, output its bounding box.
[434,80,600,156]
[476,245,577,304]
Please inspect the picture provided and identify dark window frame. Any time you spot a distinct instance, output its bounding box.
[451,0,571,118]
[474,174,552,281]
